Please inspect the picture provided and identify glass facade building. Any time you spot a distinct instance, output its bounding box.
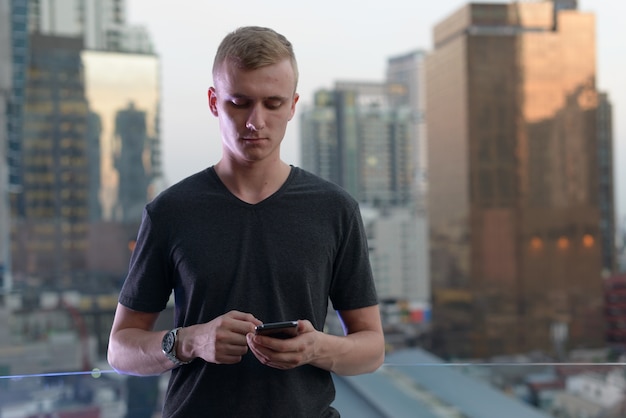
[386,50,429,213]
[426,2,607,358]
[597,92,616,275]
[27,0,153,53]
[300,80,430,323]
[12,34,90,287]
[301,81,415,206]
[9,40,160,288]
[0,0,12,294]
[81,50,160,222]
[7,0,27,193]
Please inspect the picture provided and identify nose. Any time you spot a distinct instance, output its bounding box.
[245,104,266,131]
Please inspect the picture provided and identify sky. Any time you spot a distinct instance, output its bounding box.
[126,0,626,224]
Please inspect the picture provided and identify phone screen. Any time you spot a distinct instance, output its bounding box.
[254,321,298,339]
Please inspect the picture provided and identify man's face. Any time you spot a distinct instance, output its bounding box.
[208,58,299,164]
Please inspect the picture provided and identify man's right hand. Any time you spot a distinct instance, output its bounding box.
[178,310,262,364]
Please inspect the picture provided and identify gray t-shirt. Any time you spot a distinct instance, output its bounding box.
[119,166,378,417]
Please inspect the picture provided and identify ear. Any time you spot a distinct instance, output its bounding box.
[288,93,300,121]
[208,87,218,116]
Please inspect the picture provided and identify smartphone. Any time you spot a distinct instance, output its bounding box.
[254,321,299,339]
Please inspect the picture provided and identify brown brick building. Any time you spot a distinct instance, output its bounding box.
[426,1,608,358]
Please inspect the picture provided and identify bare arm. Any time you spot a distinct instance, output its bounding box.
[314,305,385,375]
[247,304,385,376]
[107,304,169,376]
[108,303,261,376]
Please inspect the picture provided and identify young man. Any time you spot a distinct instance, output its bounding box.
[108,26,384,417]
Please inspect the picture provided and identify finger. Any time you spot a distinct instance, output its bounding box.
[226,310,263,325]
[215,354,245,365]
[247,335,274,359]
[297,319,315,333]
[219,330,253,348]
[248,346,272,366]
[248,344,269,362]
[230,321,257,337]
[227,342,250,356]
[216,342,250,363]
[252,334,298,352]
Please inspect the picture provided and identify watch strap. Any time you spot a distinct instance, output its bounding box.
[163,327,191,366]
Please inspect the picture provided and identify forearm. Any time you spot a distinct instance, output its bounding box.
[108,328,174,376]
[309,330,384,376]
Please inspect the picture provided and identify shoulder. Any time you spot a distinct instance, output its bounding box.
[147,168,214,214]
[289,167,358,208]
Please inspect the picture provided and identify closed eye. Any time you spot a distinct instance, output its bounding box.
[264,99,283,110]
[228,96,286,110]
[230,98,250,108]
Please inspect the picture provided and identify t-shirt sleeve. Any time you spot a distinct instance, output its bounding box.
[118,207,173,313]
[329,202,378,311]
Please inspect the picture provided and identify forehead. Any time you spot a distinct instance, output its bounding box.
[214,59,296,96]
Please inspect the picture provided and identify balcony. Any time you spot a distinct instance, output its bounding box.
[2,300,626,418]
[2,352,626,417]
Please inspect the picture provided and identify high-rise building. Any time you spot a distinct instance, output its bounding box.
[300,79,430,313]
[300,90,339,189]
[28,0,153,53]
[383,50,432,321]
[7,0,28,197]
[24,0,160,223]
[6,0,159,288]
[605,273,626,348]
[361,205,430,312]
[3,0,26,297]
[0,0,12,295]
[597,92,616,275]
[1,0,28,299]
[301,81,415,206]
[386,50,428,212]
[11,34,90,287]
[426,1,606,358]
[81,49,160,222]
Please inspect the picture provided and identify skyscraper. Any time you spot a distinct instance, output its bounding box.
[1,0,29,296]
[386,50,428,212]
[300,79,430,315]
[7,0,27,196]
[12,34,90,287]
[24,0,159,222]
[300,90,340,190]
[8,0,159,287]
[597,92,616,275]
[0,0,12,295]
[28,0,153,53]
[301,81,415,206]
[81,49,160,221]
[426,1,606,358]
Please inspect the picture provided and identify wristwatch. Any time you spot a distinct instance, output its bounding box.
[161,327,191,366]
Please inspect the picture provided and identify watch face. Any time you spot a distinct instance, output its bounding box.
[162,331,175,353]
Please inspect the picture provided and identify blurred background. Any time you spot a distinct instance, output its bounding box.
[1,0,625,417]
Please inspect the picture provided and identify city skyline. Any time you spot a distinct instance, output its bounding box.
[126,0,626,222]
[2,3,626,415]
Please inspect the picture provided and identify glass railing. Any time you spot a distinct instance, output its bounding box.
[2,357,624,417]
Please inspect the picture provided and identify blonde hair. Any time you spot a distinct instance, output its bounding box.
[212,26,299,89]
